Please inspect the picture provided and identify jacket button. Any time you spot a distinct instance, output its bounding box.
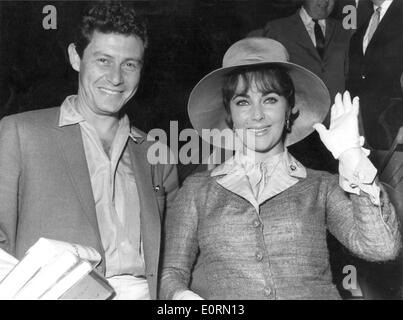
[255,251,263,261]
[264,288,272,297]
[361,74,366,79]
[252,219,261,228]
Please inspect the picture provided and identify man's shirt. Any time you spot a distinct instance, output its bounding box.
[59,95,149,299]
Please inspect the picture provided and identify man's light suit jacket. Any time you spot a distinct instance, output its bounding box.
[0,106,179,299]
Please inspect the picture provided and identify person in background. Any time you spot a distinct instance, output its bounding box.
[160,38,401,300]
[347,0,403,151]
[262,0,351,106]
[0,1,178,299]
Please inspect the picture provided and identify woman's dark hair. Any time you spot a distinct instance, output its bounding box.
[222,65,297,128]
[74,1,148,58]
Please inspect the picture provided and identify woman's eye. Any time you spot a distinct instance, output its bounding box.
[264,97,278,104]
[235,99,249,106]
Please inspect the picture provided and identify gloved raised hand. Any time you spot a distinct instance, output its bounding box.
[313,91,367,159]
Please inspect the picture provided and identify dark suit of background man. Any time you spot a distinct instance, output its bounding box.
[262,0,351,101]
[347,0,403,151]
[0,1,178,299]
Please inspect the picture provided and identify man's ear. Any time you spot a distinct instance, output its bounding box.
[68,43,81,72]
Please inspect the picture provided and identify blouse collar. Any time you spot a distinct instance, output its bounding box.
[211,148,307,213]
[211,148,306,179]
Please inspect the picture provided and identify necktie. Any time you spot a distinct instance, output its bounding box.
[313,19,325,59]
[366,6,381,46]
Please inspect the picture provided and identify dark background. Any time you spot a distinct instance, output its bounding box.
[1,0,353,178]
[1,0,339,133]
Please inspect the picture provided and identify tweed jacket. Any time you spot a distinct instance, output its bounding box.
[0,106,179,299]
[161,167,401,300]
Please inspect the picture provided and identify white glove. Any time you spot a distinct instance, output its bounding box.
[313,91,367,159]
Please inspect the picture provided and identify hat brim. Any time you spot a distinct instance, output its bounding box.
[188,61,331,149]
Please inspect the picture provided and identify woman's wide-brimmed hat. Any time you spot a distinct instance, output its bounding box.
[188,37,331,149]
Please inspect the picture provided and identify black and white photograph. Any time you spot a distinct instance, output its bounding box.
[0,0,402,307]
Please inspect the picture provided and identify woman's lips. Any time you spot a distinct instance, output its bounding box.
[247,126,270,136]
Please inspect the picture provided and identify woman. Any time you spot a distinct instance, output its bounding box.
[160,38,401,300]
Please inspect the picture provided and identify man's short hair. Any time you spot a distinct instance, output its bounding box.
[74,1,148,58]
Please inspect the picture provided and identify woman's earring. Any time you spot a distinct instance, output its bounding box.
[285,118,291,133]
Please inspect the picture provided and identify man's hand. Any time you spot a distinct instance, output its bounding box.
[313,91,363,159]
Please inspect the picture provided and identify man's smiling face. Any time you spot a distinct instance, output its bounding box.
[71,30,145,118]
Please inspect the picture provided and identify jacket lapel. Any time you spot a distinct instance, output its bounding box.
[53,120,105,269]
[356,23,367,58]
[324,18,336,52]
[216,172,260,212]
[365,0,400,55]
[127,138,161,286]
[293,13,322,61]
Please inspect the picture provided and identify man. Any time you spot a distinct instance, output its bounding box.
[347,0,403,151]
[262,0,351,101]
[0,1,178,299]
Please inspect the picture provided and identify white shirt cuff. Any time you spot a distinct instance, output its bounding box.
[339,151,380,205]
